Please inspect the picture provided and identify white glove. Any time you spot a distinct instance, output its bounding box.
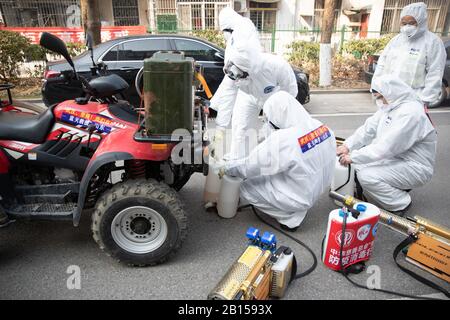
[209,126,226,160]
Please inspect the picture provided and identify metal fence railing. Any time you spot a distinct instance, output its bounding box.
[151,25,450,55]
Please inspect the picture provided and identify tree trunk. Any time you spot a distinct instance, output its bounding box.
[319,0,337,87]
[80,0,102,45]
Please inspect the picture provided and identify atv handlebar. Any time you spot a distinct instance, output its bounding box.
[45,76,68,85]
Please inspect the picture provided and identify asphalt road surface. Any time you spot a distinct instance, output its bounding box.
[0,93,449,300]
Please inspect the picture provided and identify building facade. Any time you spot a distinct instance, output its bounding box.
[1,0,449,52]
[0,0,149,28]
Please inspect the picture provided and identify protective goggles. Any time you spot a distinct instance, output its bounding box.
[370,89,383,100]
[223,62,249,81]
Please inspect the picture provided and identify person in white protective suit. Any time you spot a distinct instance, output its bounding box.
[372,2,446,107]
[218,7,261,65]
[209,9,297,160]
[211,47,298,160]
[337,75,437,215]
[219,91,336,231]
[208,7,262,160]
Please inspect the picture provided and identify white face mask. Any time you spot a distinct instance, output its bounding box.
[223,31,232,42]
[400,24,418,38]
[375,98,390,111]
[235,77,250,87]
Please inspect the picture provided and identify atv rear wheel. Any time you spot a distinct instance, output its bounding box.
[91,178,188,266]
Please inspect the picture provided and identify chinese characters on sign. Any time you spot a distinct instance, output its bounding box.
[327,241,375,267]
[0,26,147,44]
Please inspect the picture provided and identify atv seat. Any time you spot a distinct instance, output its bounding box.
[0,108,54,144]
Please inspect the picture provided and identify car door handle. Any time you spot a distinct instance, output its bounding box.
[119,67,135,71]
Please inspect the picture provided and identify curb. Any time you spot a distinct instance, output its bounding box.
[16,98,43,103]
[311,88,369,94]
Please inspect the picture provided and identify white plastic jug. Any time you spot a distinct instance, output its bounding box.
[217,175,242,219]
[331,157,355,206]
[203,158,222,208]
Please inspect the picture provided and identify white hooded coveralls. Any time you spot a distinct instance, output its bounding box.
[224,91,336,228]
[210,9,297,159]
[373,2,446,105]
[213,51,298,159]
[344,75,437,211]
[209,7,262,127]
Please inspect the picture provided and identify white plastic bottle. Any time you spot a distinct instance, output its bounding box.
[217,175,242,219]
[203,158,222,209]
[331,157,355,206]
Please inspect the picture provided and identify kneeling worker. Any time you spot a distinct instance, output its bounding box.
[218,91,336,231]
[337,75,437,215]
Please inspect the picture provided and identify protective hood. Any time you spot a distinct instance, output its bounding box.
[227,43,263,75]
[400,2,428,39]
[263,91,309,129]
[219,7,241,31]
[371,74,422,108]
[220,8,262,73]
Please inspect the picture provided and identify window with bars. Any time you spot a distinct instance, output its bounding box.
[381,0,450,33]
[0,0,80,27]
[112,0,140,26]
[312,0,341,31]
[176,1,231,31]
[249,1,277,32]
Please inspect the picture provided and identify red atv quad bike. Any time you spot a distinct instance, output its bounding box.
[0,33,210,266]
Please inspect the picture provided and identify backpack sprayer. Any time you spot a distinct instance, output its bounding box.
[329,191,450,294]
[322,201,381,272]
[208,227,296,300]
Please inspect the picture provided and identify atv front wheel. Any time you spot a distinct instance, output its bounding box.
[91,179,188,266]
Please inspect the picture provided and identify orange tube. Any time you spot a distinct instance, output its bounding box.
[196,72,213,99]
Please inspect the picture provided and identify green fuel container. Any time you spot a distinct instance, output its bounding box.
[143,51,194,136]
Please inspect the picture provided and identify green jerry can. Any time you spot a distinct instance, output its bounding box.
[143,51,194,137]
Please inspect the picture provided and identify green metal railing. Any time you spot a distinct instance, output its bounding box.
[148,24,449,54]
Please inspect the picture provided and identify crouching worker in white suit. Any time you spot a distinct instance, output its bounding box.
[337,75,437,215]
[219,91,336,231]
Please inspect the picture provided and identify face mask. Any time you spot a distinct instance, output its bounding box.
[235,77,250,87]
[375,98,390,111]
[223,31,232,42]
[400,25,418,38]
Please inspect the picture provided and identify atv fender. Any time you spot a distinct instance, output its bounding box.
[73,152,133,226]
